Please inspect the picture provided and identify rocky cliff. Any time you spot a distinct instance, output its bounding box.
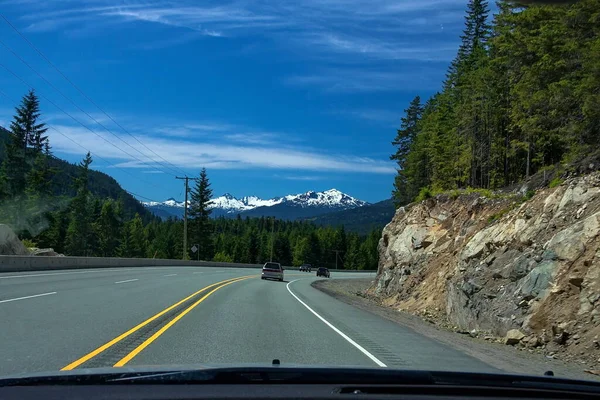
[372,172,600,363]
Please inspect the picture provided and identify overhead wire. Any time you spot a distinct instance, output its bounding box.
[0,38,182,178]
[0,87,165,193]
[0,13,190,178]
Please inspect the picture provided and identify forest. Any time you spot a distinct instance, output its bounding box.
[391,0,600,205]
[0,91,380,269]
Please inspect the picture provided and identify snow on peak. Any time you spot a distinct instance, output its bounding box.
[143,189,367,214]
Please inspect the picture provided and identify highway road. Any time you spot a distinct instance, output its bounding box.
[0,266,498,376]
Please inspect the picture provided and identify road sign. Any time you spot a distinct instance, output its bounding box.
[191,245,198,253]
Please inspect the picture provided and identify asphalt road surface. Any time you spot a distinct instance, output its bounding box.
[0,266,499,376]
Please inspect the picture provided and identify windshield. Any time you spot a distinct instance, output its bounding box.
[0,0,599,385]
[263,263,281,270]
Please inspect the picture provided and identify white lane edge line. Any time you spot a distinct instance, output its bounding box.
[0,268,143,279]
[0,292,57,304]
[286,279,387,368]
[115,279,139,284]
[163,274,177,277]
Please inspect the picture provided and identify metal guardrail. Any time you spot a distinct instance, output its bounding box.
[0,255,375,274]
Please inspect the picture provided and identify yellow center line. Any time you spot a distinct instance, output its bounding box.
[61,275,253,371]
[114,276,253,367]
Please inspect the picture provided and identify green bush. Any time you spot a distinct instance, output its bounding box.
[415,187,432,202]
[464,187,494,198]
[21,239,36,248]
[549,177,564,188]
[448,189,461,199]
[213,252,233,262]
[524,189,536,200]
[487,209,509,224]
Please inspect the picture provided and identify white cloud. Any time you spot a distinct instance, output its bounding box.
[46,121,395,174]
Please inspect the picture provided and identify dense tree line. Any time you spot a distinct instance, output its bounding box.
[391,0,600,205]
[0,91,380,269]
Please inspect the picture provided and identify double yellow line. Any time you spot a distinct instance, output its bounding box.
[62,275,253,370]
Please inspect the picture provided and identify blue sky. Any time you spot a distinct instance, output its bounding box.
[0,0,467,203]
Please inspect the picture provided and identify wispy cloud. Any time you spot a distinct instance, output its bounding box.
[141,170,165,174]
[223,132,280,145]
[7,0,464,59]
[332,109,400,125]
[278,175,324,181]
[41,119,394,174]
[284,67,443,93]
[148,123,234,138]
[301,33,456,62]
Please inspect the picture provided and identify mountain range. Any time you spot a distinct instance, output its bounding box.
[143,189,370,220]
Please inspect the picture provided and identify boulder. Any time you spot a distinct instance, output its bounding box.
[519,260,559,299]
[31,248,62,257]
[505,329,526,345]
[0,224,29,255]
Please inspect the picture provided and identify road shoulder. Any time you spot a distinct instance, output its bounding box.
[312,278,600,382]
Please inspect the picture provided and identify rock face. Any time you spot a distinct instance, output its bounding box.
[0,224,29,255]
[373,172,600,356]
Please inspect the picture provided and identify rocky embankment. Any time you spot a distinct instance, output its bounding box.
[0,224,62,256]
[372,172,600,367]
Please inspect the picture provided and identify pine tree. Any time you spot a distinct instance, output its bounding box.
[65,152,93,255]
[26,142,55,198]
[391,96,424,205]
[96,199,121,256]
[189,168,214,260]
[245,229,259,263]
[129,213,147,258]
[0,90,48,233]
[292,237,310,266]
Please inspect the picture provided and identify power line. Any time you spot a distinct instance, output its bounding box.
[124,190,163,204]
[0,37,181,178]
[0,13,189,177]
[0,88,164,191]
[0,61,175,187]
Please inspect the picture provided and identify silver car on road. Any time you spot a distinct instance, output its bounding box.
[261,262,284,281]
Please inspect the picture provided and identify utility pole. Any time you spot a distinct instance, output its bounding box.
[331,250,343,270]
[176,176,192,260]
[270,217,275,262]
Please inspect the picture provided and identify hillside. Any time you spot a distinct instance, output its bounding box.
[0,126,150,220]
[307,199,395,234]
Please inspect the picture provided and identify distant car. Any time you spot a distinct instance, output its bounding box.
[261,262,284,281]
[299,264,312,272]
[316,267,330,278]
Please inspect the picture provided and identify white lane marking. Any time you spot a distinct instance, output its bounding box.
[0,268,142,279]
[286,279,387,368]
[0,292,57,304]
[163,273,177,277]
[115,279,139,284]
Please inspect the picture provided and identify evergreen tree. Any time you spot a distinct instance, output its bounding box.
[96,199,121,256]
[64,152,93,256]
[0,90,48,233]
[189,168,214,260]
[391,96,424,205]
[129,213,147,258]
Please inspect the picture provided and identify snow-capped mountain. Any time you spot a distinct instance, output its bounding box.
[143,189,369,220]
